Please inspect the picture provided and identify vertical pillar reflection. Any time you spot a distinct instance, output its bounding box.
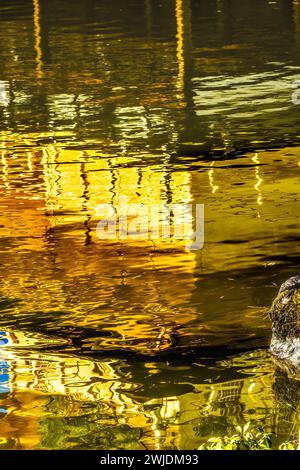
[173,0,198,161]
[175,0,193,100]
[251,153,263,214]
[175,0,185,93]
[33,0,43,79]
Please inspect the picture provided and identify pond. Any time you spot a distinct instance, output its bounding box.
[0,0,299,449]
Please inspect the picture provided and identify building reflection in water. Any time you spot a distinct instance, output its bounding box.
[1,125,300,352]
[0,332,298,450]
[0,0,300,450]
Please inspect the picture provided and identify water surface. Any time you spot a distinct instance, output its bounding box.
[0,0,300,449]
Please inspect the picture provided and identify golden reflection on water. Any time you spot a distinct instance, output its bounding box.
[0,131,300,447]
[1,132,300,344]
[1,0,300,450]
[208,162,219,194]
[251,153,263,211]
[33,0,43,80]
[0,331,299,450]
[175,0,185,94]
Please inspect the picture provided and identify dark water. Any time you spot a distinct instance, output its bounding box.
[0,0,300,449]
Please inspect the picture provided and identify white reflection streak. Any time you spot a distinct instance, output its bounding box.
[208,162,219,194]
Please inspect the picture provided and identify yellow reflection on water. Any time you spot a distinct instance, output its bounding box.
[175,0,185,93]
[1,131,300,448]
[1,133,300,328]
[252,153,263,207]
[33,0,43,79]
[1,0,300,451]
[0,339,282,450]
[208,162,219,194]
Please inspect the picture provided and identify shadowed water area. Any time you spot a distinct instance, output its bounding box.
[0,0,300,450]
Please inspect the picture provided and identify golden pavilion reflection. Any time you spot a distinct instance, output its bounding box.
[1,0,300,451]
[1,130,300,354]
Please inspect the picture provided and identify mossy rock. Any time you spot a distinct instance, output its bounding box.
[269,276,300,366]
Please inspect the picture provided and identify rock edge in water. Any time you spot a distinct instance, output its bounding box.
[270,275,300,366]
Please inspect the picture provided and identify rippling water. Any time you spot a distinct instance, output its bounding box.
[0,0,300,450]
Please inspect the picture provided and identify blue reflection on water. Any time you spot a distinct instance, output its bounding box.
[0,332,10,398]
